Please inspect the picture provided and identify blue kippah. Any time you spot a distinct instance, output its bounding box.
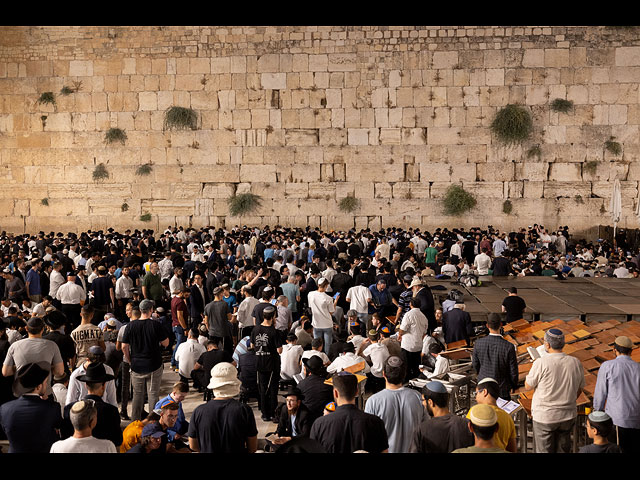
[426,381,447,393]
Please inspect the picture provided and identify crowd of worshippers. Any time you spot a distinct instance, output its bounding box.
[0,223,638,453]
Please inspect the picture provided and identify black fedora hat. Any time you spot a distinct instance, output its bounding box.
[44,310,67,330]
[302,355,326,376]
[76,362,115,383]
[283,385,304,400]
[13,362,50,397]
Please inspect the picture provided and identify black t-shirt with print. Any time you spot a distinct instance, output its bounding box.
[250,324,281,372]
[121,318,168,373]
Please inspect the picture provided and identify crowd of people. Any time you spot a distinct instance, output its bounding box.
[0,222,638,453]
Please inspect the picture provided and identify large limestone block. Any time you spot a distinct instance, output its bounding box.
[285,129,319,146]
[345,163,404,183]
[31,198,89,217]
[592,181,638,207]
[543,181,592,199]
[426,127,460,145]
[181,165,239,183]
[460,181,504,198]
[392,182,430,199]
[261,73,287,90]
[202,182,236,199]
[477,162,515,182]
[240,164,277,183]
[615,47,640,66]
[347,128,378,146]
[548,162,582,181]
[308,182,336,200]
[515,162,549,181]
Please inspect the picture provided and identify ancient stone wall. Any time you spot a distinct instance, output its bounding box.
[1,26,639,234]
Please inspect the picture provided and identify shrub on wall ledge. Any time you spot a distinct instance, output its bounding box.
[121,202,129,212]
[442,185,477,216]
[338,195,360,213]
[41,198,49,206]
[605,136,622,156]
[37,92,56,107]
[104,128,127,145]
[92,163,109,182]
[135,163,153,176]
[140,213,152,222]
[502,199,513,215]
[163,106,198,131]
[228,193,262,217]
[490,104,532,145]
[550,98,574,113]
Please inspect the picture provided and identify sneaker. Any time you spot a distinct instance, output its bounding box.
[120,411,130,421]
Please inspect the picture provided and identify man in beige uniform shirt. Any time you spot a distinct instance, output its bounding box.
[525,328,585,453]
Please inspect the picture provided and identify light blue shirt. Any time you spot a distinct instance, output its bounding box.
[593,354,640,429]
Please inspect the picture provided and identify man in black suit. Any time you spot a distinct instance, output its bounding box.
[441,301,474,346]
[411,279,437,334]
[188,271,210,327]
[0,362,63,453]
[472,313,518,400]
[297,355,333,423]
[273,386,313,448]
[62,362,122,448]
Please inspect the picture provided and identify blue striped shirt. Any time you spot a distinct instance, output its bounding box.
[593,355,640,429]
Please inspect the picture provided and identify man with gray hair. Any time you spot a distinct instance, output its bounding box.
[121,299,169,421]
[50,399,117,453]
[524,328,585,453]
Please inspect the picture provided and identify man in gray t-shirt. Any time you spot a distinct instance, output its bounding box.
[2,317,64,397]
[203,287,234,354]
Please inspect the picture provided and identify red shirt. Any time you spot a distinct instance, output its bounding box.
[171,296,188,328]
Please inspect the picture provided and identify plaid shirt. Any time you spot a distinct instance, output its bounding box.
[472,334,519,399]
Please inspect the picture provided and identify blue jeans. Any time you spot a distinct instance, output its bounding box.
[313,327,333,353]
[171,325,186,368]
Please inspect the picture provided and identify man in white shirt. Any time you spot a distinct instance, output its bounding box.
[174,327,206,381]
[357,329,390,394]
[307,278,337,352]
[115,266,133,303]
[158,252,174,282]
[280,334,303,381]
[327,342,369,375]
[421,342,450,379]
[236,285,260,338]
[57,272,86,329]
[397,296,428,382]
[169,267,184,298]
[473,248,492,276]
[49,262,66,303]
[300,338,331,374]
[345,282,372,334]
[50,399,117,453]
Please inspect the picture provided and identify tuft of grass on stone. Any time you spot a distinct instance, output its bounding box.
[121,202,129,212]
[605,136,622,156]
[60,86,75,96]
[227,193,262,217]
[338,195,360,213]
[92,163,109,182]
[527,144,542,159]
[583,160,599,175]
[37,92,56,106]
[502,199,513,215]
[550,98,574,113]
[490,104,533,145]
[104,128,127,146]
[140,213,152,222]
[41,198,49,206]
[442,184,477,216]
[135,163,153,176]
[163,106,198,131]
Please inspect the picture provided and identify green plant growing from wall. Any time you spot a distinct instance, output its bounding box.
[605,136,622,156]
[583,160,599,175]
[442,184,477,216]
[575,194,584,204]
[92,163,109,182]
[550,98,574,113]
[37,92,56,106]
[135,163,153,176]
[140,213,152,222]
[502,199,513,215]
[227,193,262,217]
[104,128,127,145]
[41,198,49,206]
[121,202,129,212]
[163,106,198,131]
[527,144,542,159]
[338,195,360,213]
[60,86,75,96]
[490,104,533,145]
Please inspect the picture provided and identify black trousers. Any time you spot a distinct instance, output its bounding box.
[611,425,640,453]
[257,369,279,418]
[61,303,82,330]
[402,348,421,382]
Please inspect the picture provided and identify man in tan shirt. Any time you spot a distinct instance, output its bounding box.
[525,328,585,453]
[70,305,106,368]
